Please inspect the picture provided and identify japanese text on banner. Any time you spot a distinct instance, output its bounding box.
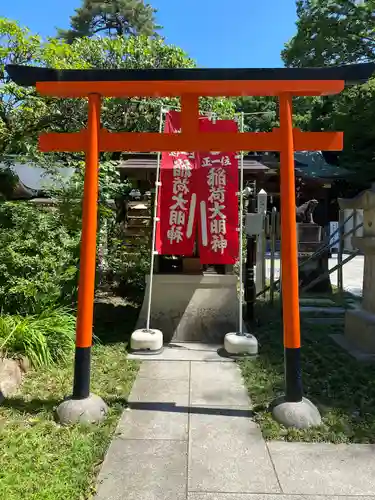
[155,111,198,255]
[197,119,239,265]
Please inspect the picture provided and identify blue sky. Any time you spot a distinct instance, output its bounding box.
[2,0,298,68]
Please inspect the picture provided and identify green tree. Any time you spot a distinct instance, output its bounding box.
[58,0,161,43]
[0,19,236,298]
[235,97,278,133]
[1,20,234,166]
[234,95,317,145]
[282,0,375,68]
[0,19,45,162]
[306,78,375,180]
[0,202,80,314]
[280,2,375,181]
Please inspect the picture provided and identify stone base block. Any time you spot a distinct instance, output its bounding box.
[298,252,332,294]
[345,307,375,354]
[0,358,22,398]
[130,328,163,354]
[271,396,322,429]
[224,331,258,356]
[56,394,108,425]
[330,333,375,362]
[136,274,239,343]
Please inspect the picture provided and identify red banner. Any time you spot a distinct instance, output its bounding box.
[197,119,239,265]
[155,111,198,255]
[155,111,239,265]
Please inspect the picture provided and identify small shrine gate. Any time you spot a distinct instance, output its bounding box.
[6,62,374,426]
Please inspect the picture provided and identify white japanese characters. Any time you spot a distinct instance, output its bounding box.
[163,147,234,258]
[205,158,231,255]
[201,155,232,168]
[167,154,193,245]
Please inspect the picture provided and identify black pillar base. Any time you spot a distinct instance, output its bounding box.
[72,346,91,400]
[285,347,303,402]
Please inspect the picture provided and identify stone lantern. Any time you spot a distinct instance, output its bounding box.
[338,186,375,353]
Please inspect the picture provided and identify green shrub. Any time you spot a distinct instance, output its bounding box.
[0,202,80,315]
[0,307,76,367]
[106,224,150,298]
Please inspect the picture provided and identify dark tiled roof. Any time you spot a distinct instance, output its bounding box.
[294,151,350,179]
[118,156,270,171]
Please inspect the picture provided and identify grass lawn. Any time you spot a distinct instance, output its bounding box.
[0,296,140,500]
[239,296,375,443]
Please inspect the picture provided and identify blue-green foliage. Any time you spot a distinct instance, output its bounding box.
[0,202,80,315]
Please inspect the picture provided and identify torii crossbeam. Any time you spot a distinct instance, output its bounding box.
[6,62,375,426]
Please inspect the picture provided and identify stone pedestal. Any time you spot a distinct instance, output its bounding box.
[297,223,331,293]
[136,274,243,344]
[339,188,375,353]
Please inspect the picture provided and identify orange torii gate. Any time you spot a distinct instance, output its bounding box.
[6,63,374,426]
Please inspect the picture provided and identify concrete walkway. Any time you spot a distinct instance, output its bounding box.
[95,346,375,500]
[266,254,364,297]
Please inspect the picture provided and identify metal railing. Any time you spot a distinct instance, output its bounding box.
[252,210,363,304]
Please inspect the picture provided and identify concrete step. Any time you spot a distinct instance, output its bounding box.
[299,298,336,306]
[300,306,345,315]
[126,221,151,229]
[303,316,345,325]
[124,227,151,237]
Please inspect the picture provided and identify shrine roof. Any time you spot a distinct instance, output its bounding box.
[294,151,350,180]
[118,154,271,172]
[5,63,375,97]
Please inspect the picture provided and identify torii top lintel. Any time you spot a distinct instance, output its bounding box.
[6,62,375,97]
[5,63,375,153]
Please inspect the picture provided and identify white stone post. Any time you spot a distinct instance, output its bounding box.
[256,189,267,295]
[339,187,375,353]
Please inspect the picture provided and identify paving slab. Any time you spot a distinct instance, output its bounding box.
[268,441,375,495]
[128,376,189,406]
[127,342,233,362]
[190,361,250,406]
[117,405,188,440]
[330,334,375,362]
[188,409,280,494]
[188,495,375,500]
[95,439,188,500]
[118,365,190,440]
[138,360,190,380]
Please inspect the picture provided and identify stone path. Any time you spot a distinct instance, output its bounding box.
[329,254,364,296]
[95,347,375,500]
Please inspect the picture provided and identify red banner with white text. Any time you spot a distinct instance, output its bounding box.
[197,119,239,265]
[155,111,198,255]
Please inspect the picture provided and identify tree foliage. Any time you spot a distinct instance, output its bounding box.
[282,0,375,68]
[305,78,375,179]
[0,202,80,315]
[0,19,234,167]
[234,97,278,133]
[0,18,237,310]
[280,1,375,181]
[58,0,160,43]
